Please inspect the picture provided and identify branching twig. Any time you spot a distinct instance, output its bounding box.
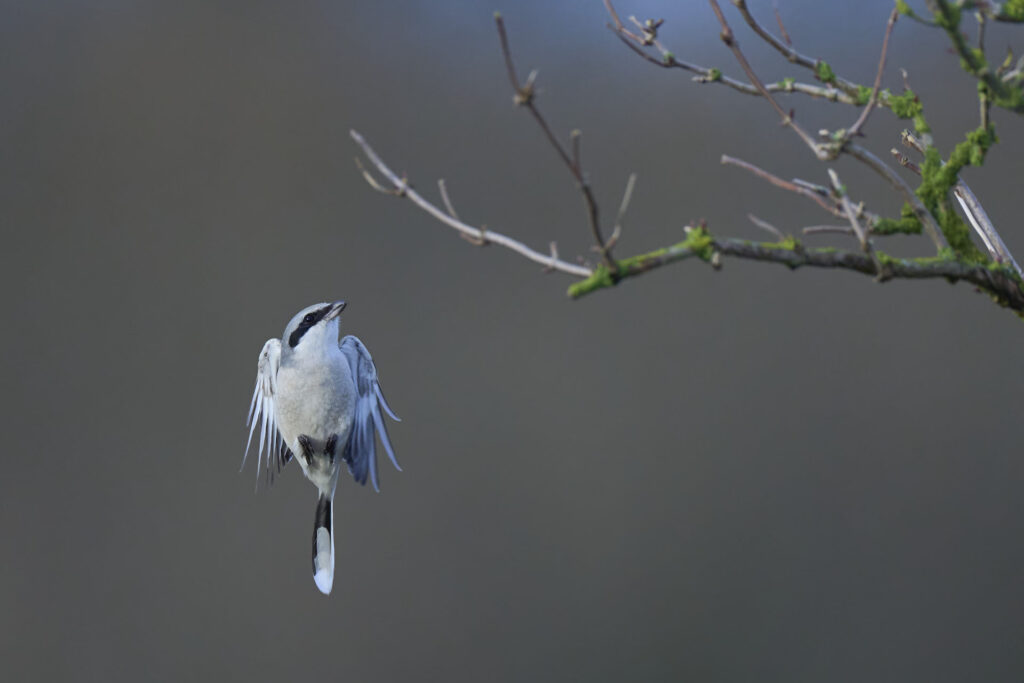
[828,168,886,277]
[707,0,826,158]
[354,5,1024,317]
[568,231,1024,312]
[721,155,843,218]
[846,8,899,139]
[494,14,617,273]
[731,0,861,97]
[846,142,945,250]
[353,129,1024,313]
[927,0,1024,114]
[350,130,593,278]
[603,0,858,105]
[901,130,1020,275]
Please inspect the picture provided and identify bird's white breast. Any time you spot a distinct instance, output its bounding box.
[275,344,356,459]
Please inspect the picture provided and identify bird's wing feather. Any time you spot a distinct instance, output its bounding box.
[339,335,401,492]
[243,338,289,489]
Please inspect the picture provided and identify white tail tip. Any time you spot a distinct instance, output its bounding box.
[313,566,334,595]
[312,495,335,595]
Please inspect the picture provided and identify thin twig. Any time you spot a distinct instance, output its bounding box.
[803,225,855,236]
[978,10,987,54]
[494,14,617,273]
[439,179,490,246]
[900,129,927,154]
[355,157,406,196]
[846,142,945,250]
[828,167,884,276]
[977,12,992,129]
[890,148,922,175]
[773,1,792,47]
[350,130,593,278]
[605,2,920,116]
[747,213,785,240]
[791,178,831,195]
[545,241,560,272]
[604,1,861,105]
[438,179,461,221]
[721,155,844,218]
[707,0,825,157]
[608,172,637,249]
[731,0,860,97]
[847,8,899,139]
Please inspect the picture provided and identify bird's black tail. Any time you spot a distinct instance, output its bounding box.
[312,493,334,595]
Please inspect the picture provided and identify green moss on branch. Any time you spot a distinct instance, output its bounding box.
[567,227,1024,314]
[815,60,836,84]
[931,0,1024,113]
[914,125,996,260]
[1001,0,1024,21]
[873,203,923,235]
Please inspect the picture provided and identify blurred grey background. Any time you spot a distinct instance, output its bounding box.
[2,1,1024,681]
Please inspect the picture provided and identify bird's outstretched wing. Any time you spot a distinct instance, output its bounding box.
[243,338,290,488]
[339,335,401,492]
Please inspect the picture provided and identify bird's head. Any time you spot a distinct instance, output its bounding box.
[283,300,346,352]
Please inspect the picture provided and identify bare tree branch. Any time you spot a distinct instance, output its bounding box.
[926,0,1024,114]
[953,180,1022,275]
[828,168,886,277]
[721,155,845,218]
[350,130,593,278]
[845,142,945,250]
[706,0,826,158]
[493,13,617,274]
[603,0,859,105]
[567,229,1024,311]
[354,128,1024,313]
[846,8,899,139]
[900,130,1020,275]
[730,0,861,96]
[355,4,1024,317]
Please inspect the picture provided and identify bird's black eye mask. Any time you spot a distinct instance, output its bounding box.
[288,304,335,348]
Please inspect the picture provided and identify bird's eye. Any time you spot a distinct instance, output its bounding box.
[303,314,316,324]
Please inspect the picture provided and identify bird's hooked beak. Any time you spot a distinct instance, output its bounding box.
[326,300,346,321]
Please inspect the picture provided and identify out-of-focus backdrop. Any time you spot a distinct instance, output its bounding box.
[3,1,1023,680]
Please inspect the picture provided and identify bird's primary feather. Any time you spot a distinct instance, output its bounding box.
[243,338,288,490]
[339,335,401,492]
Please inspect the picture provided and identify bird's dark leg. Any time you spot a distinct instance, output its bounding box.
[298,435,315,466]
[324,435,338,464]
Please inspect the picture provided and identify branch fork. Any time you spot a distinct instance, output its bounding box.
[350,3,1024,316]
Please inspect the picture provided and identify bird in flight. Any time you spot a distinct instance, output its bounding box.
[244,300,401,594]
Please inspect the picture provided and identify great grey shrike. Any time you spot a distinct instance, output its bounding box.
[243,301,401,594]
